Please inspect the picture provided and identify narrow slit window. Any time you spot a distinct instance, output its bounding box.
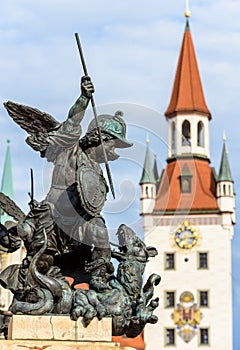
[171,121,176,154]
[197,121,204,147]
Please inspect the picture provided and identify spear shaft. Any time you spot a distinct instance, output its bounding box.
[74,33,115,199]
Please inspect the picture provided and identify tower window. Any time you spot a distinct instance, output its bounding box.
[165,253,175,270]
[165,328,175,346]
[164,291,175,308]
[200,328,209,345]
[198,252,208,269]
[199,290,209,307]
[181,178,191,193]
[182,120,191,146]
[197,121,204,147]
[146,186,149,197]
[223,184,226,195]
[171,121,176,154]
[180,164,192,193]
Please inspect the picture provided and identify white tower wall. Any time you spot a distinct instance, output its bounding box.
[143,215,233,350]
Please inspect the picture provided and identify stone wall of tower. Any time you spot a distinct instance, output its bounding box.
[140,183,156,215]
[143,215,233,350]
[217,181,235,224]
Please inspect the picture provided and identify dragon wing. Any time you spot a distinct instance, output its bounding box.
[0,192,26,222]
[3,101,60,154]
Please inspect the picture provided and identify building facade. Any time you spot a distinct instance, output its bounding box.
[140,18,235,350]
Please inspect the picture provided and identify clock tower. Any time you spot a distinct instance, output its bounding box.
[141,14,235,350]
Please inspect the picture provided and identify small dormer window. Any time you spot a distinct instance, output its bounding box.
[182,120,191,146]
[181,178,191,193]
[180,164,192,193]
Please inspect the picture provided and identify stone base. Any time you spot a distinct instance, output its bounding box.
[8,315,111,341]
[0,340,135,350]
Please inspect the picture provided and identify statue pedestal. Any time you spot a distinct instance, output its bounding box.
[0,340,135,350]
[3,315,134,350]
[8,315,111,341]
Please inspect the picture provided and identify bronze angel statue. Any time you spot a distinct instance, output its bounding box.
[0,75,160,337]
[1,76,133,292]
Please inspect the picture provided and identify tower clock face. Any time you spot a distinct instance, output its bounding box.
[174,221,199,250]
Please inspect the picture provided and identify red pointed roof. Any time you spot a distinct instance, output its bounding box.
[112,333,145,350]
[165,20,211,119]
[154,158,218,213]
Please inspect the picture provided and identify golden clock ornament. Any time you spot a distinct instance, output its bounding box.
[173,221,201,251]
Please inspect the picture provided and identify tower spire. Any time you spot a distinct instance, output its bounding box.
[218,137,233,182]
[165,17,211,119]
[139,138,156,215]
[140,138,155,184]
[0,140,14,223]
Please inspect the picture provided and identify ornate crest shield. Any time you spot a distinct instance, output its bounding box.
[77,166,108,217]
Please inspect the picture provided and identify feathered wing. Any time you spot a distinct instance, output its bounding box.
[0,192,25,222]
[3,101,60,154]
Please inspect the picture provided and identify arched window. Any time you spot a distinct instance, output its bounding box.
[146,186,149,198]
[197,121,204,147]
[229,184,231,196]
[223,184,226,195]
[171,121,176,153]
[182,120,191,146]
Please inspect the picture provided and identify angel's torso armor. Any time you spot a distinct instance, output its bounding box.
[45,116,108,224]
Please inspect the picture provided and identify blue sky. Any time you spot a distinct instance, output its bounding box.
[0,0,239,348]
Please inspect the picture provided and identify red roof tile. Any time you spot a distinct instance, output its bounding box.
[112,333,145,350]
[154,158,218,213]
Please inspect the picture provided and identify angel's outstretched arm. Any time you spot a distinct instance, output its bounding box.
[46,76,94,154]
[62,76,94,133]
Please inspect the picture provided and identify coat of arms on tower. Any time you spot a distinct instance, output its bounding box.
[172,291,202,343]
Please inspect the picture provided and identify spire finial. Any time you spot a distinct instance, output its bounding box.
[185,0,191,18]
[223,130,227,142]
[146,133,150,144]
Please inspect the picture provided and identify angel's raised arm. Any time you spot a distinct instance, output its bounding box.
[63,76,94,130]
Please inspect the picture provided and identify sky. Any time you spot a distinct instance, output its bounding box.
[0,0,239,348]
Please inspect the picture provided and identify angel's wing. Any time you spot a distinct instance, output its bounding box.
[4,101,59,134]
[0,192,26,222]
[3,101,60,153]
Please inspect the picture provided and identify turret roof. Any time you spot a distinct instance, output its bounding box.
[153,155,159,181]
[218,142,233,182]
[140,143,156,184]
[1,140,13,198]
[0,140,14,223]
